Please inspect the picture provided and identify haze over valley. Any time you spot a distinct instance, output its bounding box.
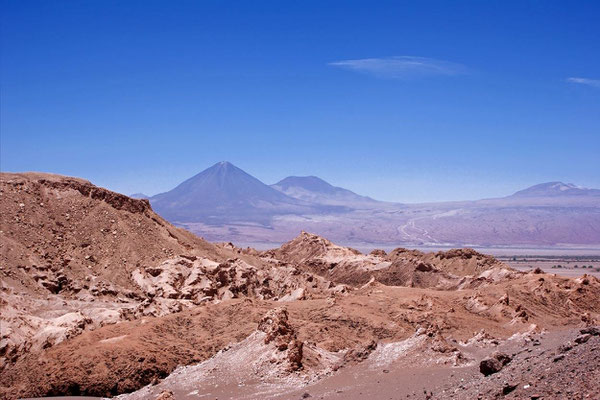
[144,161,600,250]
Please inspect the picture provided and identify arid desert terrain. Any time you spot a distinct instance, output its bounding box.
[1,172,599,400]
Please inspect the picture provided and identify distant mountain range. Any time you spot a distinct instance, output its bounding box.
[271,175,380,206]
[150,162,345,225]
[511,182,600,197]
[146,162,600,247]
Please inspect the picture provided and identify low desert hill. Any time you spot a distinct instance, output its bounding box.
[264,231,508,288]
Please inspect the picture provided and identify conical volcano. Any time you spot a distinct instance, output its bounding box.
[150,162,331,224]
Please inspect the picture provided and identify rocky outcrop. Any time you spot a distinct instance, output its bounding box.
[131,256,343,306]
[155,390,175,400]
[258,308,303,371]
[264,232,514,289]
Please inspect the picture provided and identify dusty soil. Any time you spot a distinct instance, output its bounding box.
[2,172,600,400]
[260,327,600,400]
[433,327,600,399]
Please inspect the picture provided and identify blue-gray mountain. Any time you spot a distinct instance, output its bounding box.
[148,162,600,247]
[271,176,380,206]
[150,162,346,225]
[511,182,600,197]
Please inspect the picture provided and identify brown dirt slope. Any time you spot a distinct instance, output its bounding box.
[0,172,218,292]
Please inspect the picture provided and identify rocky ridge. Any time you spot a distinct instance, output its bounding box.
[0,174,341,372]
[263,231,517,289]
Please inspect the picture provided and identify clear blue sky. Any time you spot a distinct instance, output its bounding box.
[1,0,599,202]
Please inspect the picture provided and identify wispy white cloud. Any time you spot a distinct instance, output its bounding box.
[328,56,466,79]
[567,77,600,88]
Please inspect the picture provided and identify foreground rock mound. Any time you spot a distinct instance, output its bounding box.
[116,307,342,400]
[258,308,303,371]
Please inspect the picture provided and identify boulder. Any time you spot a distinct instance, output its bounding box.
[480,351,512,376]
